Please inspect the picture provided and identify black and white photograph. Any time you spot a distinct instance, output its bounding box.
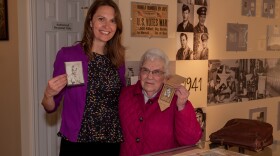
[249,107,267,122]
[241,0,256,17]
[267,25,280,51]
[176,32,194,60]
[193,5,208,34]
[193,33,208,60]
[208,58,280,105]
[262,0,275,18]
[178,0,194,5]
[195,108,206,141]
[65,61,84,86]
[159,84,175,103]
[226,23,248,51]
[194,0,208,6]
[177,2,194,32]
[265,58,280,97]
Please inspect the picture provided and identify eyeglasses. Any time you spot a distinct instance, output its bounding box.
[140,67,165,77]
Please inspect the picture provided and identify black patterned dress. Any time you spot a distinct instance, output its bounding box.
[78,52,123,143]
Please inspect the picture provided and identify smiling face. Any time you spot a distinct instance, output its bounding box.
[90,5,117,44]
[140,58,166,98]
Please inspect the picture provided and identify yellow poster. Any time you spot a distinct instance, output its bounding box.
[131,2,168,38]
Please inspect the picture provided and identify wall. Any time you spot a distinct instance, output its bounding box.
[0,0,21,156]
[119,0,280,141]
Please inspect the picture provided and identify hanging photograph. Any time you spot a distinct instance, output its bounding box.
[177,1,194,32]
[0,0,8,40]
[131,2,168,38]
[195,108,206,142]
[267,25,280,51]
[125,61,139,86]
[178,0,194,5]
[193,5,208,34]
[193,33,209,60]
[241,0,256,17]
[249,107,267,122]
[226,23,248,51]
[208,58,280,105]
[176,32,194,60]
[266,58,280,98]
[262,0,275,18]
[194,0,208,6]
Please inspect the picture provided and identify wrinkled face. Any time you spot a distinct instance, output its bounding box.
[140,58,166,97]
[198,15,206,25]
[182,10,190,21]
[91,5,117,44]
[180,35,188,48]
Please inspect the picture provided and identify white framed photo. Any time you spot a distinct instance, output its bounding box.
[65,61,84,86]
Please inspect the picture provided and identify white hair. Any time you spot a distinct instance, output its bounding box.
[139,48,169,76]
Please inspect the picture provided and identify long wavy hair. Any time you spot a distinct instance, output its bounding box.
[80,0,125,68]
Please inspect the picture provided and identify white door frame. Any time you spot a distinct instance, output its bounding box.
[19,0,36,155]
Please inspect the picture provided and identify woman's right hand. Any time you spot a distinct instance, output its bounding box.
[41,74,67,111]
[44,74,67,98]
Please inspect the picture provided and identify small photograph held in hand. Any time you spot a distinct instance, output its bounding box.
[159,84,175,103]
[65,61,84,86]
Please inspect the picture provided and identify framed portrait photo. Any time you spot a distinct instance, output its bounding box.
[159,84,175,104]
[0,0,8,40]
[65,61,84,86]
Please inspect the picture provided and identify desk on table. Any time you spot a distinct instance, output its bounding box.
[143,140,280,156]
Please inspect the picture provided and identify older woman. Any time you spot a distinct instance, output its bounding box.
[119,48,202,156]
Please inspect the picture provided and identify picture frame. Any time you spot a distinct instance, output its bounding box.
[0,0,9,40]
[241,0,256,17]
[65,61,84,86]
[226,23,248,51]
[159,84,175,104]
[267,25,280,51]
[249,107,267,122]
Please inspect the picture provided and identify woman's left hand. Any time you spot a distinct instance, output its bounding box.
[175,85,190,111]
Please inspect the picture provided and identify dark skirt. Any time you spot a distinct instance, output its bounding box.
[59,138,120,156]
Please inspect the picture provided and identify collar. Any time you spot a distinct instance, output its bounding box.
[142,90,158,104]
[133,80,163,104]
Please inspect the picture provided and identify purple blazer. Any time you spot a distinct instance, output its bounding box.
[47,43,125,142]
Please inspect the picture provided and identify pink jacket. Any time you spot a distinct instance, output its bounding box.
[119,81,202,156]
